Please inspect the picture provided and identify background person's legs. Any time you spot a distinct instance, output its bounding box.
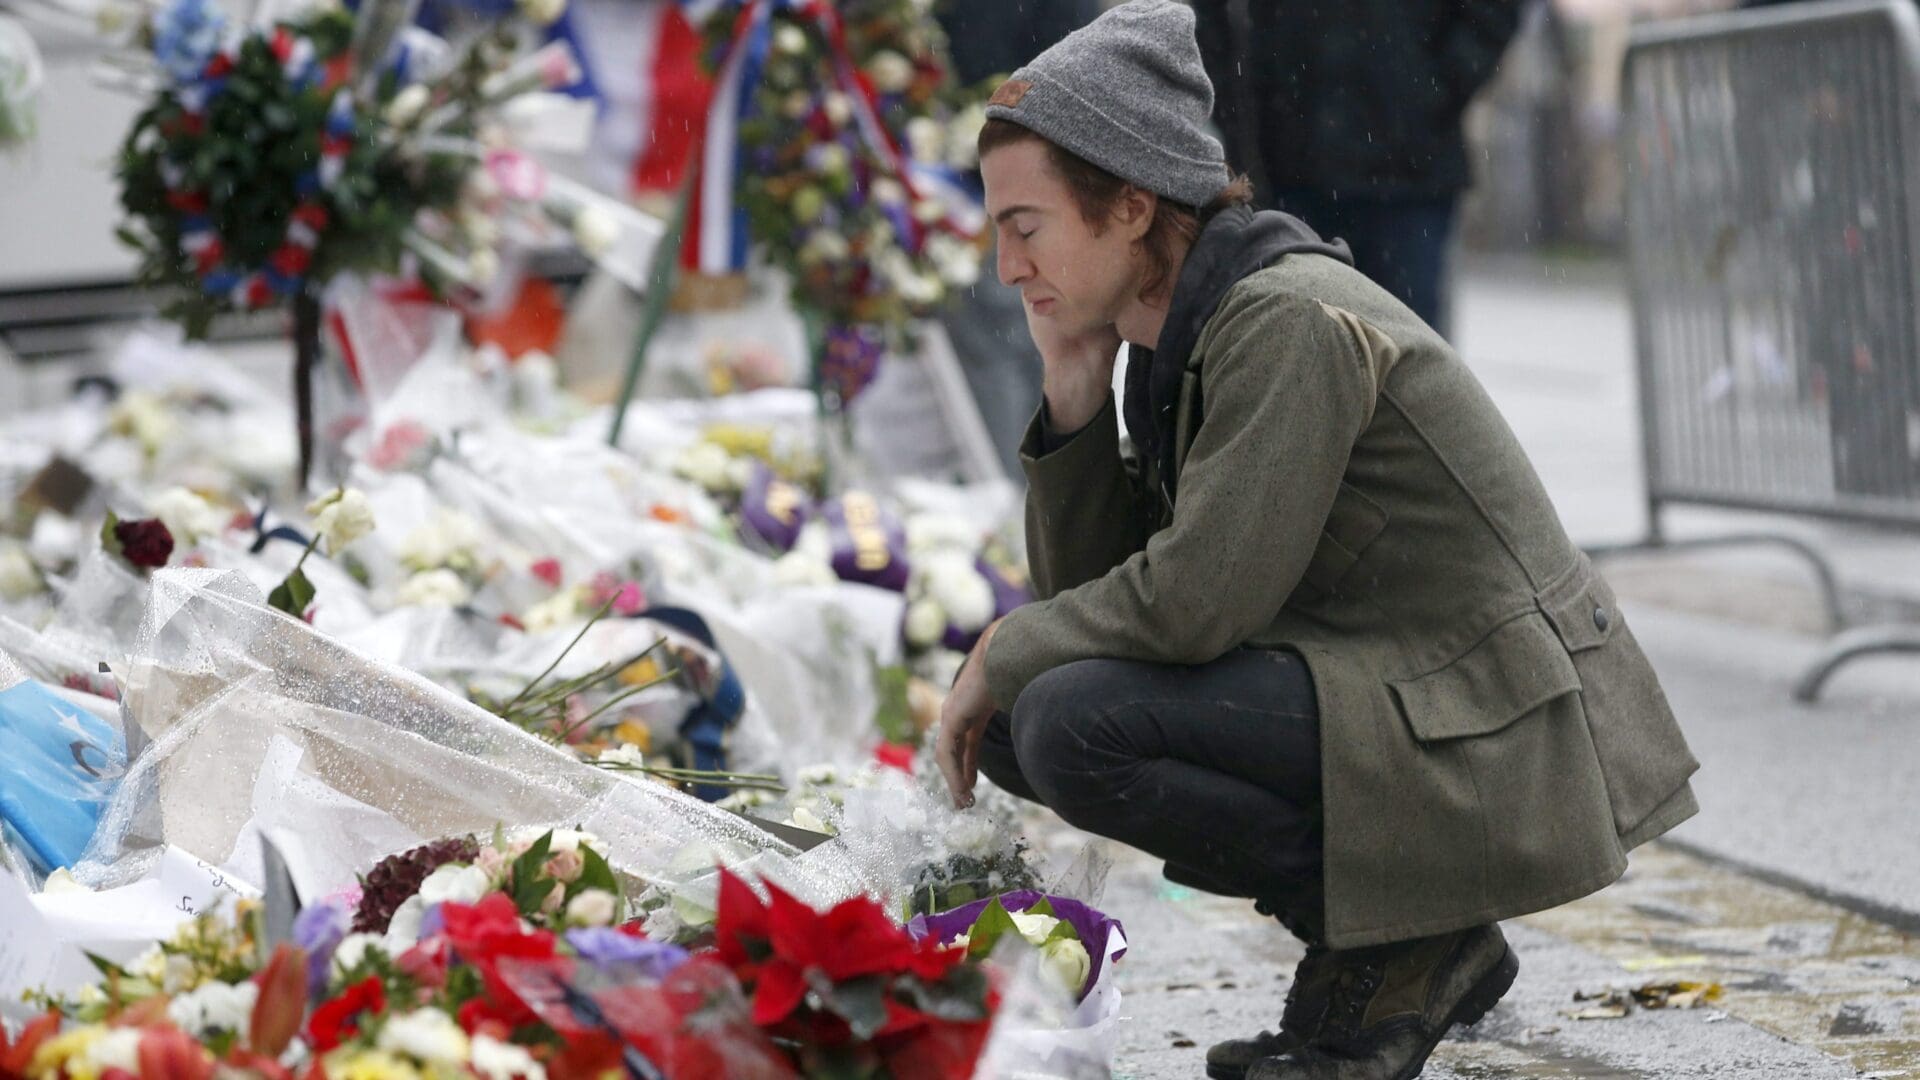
[975,649,1323,915]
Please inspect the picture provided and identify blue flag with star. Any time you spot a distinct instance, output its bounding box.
[0,679,126,873]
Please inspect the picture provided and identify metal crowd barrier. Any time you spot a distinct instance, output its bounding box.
[1609,0,1920,699]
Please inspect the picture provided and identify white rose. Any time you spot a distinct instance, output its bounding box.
[397,568,471,608]
[1040,936,1091,995]
[822,92,852,129]
[786,805,831,834]
[671,441,733,493]
[1009,910,1061,945]
[148,486,226,547]
[523,588,585,632]
[108,390,176,451]
[946,105,986,171]
[468,247,500,287]
[399,510,482,571]
[572,204,618,256]
[771,551,836,589]
[596,743,647,770]
[419,863,493,906]
[130,946,167,984]
[0,542,42,600]
[943,813,997,859]
[926,233,980,289]
[471,1034,547,1080]
[812,143,848,175]
[911,198,947,226]
[773,23,807,55]
[565,889,618,928]
[903,598,946,648]
[167,980,258,1038]
[905,513,976,556]
[333,932,385,975]
[799,229,850,265]
[385,83,431,126]
[870,177,907,207]
[307,487,376,554]
[378,1007,471,1066]
[924,555,994,632]
[904,116,942,164]
[386,897,427,952]
[865,50,913,94]
[81,1029,143,1074]
[517,0,565,26]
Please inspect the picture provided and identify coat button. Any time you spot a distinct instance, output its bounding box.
[1593,605,1611,633]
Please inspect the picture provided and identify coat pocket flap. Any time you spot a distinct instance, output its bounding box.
[1299,483,1391,595]
[1390,613,1583,742]
[1537,554,1617,653]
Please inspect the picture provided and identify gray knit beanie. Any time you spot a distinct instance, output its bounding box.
[984,0,1230,209]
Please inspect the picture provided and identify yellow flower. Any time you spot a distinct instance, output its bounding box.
[617,656,663,688]
[32,1026,106,1080]
[328,1050,425,1080]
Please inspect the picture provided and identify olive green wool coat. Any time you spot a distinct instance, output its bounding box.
[983,252,1699,949]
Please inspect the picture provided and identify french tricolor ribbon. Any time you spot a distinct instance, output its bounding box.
[676,0,976,276]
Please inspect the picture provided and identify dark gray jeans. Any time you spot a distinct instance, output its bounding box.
[977,648,1325,926]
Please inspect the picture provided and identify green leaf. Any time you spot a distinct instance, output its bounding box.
[266,566,315,618]
[899,965,991,1022]
[817,974,890,1040]
[85,951,131,979]
[965,896,1017,960]
[99,511,122,558]
[509,831,555,914]
[576,843,619,898]
[1025,896,1056,919]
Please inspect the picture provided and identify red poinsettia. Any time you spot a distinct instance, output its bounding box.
[306,976,385,1052]
[440,893,559,1030]
[709,870,990,1078]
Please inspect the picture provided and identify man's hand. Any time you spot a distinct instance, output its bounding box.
[1030,315,1122,435]
[935,618,1002,809]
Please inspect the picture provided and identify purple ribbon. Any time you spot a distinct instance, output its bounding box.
[906,891,1126,1002]
[822,490,909,592]
[737,462,811,553]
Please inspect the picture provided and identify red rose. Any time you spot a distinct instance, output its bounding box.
[114,518,175,569]
[306,976,386,1052]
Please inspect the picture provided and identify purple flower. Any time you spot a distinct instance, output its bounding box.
[907,891,1126,1002]
[293,899,351,996]
[564,929,689,981]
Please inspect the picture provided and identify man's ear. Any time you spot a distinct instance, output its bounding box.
[1115,186,1157,242]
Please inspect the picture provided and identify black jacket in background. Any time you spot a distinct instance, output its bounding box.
[938,0,1104,87]
[1194,0,1526,201]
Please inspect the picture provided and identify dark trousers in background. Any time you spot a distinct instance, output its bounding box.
[976,648,1326,930]
[1274,188,1459,338]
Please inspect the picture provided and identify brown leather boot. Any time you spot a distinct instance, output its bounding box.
[1246,924,1518,1080]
